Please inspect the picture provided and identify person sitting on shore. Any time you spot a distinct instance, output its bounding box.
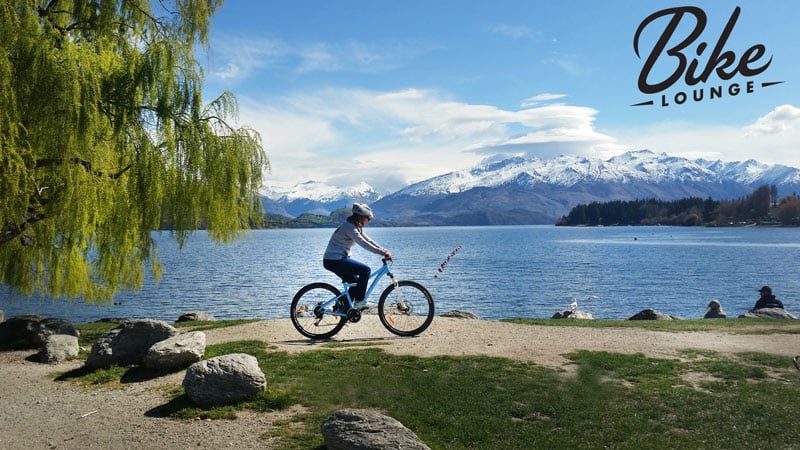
[754,286,784,310]
[703,299,726,318]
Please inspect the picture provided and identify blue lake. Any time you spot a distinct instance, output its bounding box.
[2,226,799,323]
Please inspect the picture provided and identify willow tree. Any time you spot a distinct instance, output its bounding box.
[0,1,268,302]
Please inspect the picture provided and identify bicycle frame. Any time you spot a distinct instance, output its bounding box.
[328,259,397,317]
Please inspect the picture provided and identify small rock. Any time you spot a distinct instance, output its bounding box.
[551,310,594,320]
[176,311,216,322]
[628,309,682,321]
[441,310,480,319]
[739,308,797,319]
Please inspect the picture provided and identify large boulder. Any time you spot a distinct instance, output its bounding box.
[85,319,178,369]
[739,308,798,319]
[39,334,80,364]
[321,408,431,450]
[0,314,44,345]
[182,353,266,408]
[143,331,206,371]
[32,318,80,347]
[0,315,79,347]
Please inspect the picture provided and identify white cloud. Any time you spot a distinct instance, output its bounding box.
[236,82,800,194]
[616,104,800,167]
[204,35,433,81]
[744,105,800,136]
[520,93,567,108]
[237,88,624,192]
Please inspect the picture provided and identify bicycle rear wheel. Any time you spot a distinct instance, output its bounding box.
[290,282,347,339]
[378,280,434,337]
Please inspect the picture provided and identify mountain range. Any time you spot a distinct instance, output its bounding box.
[261,150,800,226]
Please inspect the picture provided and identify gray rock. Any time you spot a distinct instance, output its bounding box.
[32,318,80,347]
[182,353,266,408]
[628,309,682,321]
[441,310,480,319]
[552,310,594,320]
[85,319,178,369]
[0,315,79,347]
[739,308,798,319]
[40,334,79,364]
[321,408,431,450]
[143,331,206,371]
[0,314,44,345]
[176,311,216,322]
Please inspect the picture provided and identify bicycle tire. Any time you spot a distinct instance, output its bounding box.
[378,280,434,337]
[290,282,347,339]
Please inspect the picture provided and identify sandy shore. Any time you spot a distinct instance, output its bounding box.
[2,316,799,449]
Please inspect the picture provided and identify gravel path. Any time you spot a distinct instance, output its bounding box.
[2,317,799,449]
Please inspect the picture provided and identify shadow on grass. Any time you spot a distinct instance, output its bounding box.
[54,365,97,381]
[54,363,183,383]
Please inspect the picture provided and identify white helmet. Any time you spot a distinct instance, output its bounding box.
[352,203,374,219]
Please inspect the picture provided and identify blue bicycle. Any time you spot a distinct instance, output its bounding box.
[290,258,434,339]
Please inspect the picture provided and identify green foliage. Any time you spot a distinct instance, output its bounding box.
[1,1,268,302]
[557,184,792,226]
[74,321,118,346]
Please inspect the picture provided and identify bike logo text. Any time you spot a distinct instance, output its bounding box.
[631,6,783,108]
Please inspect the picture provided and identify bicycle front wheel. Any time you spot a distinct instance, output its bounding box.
[378,280,434,337]
[290,282,347,340]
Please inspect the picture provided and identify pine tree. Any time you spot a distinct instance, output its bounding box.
[1,1,268,302]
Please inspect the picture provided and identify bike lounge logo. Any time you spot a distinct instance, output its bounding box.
[632,6,784,108]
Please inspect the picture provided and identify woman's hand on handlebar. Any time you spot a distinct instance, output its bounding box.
[383,251,393,261]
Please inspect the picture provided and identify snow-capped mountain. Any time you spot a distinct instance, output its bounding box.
[261,180,381,217]
[395,150,800,197]
[261,150,800,225]
[372,150,800,225]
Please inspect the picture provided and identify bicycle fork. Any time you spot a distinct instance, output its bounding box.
[388,272,410,313]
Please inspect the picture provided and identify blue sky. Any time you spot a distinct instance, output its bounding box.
[200,1,800,193]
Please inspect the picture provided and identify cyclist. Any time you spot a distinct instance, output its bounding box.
[323,203,392,311]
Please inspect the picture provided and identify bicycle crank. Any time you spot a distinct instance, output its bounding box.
[347,308,362,323]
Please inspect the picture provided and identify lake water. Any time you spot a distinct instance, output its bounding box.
[2,226,799,323]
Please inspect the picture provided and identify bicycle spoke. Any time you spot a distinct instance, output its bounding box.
[378,280,434,337]
[290,283,347,339]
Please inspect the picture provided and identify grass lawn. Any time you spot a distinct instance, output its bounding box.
[67,319,800,449]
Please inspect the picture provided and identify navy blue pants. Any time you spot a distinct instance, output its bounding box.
[323,258,371,302]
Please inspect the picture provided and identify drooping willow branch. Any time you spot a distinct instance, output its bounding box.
[1,158,133,244]
[33,157,132,179]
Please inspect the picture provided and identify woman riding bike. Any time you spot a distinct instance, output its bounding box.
[323,203,392,311]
